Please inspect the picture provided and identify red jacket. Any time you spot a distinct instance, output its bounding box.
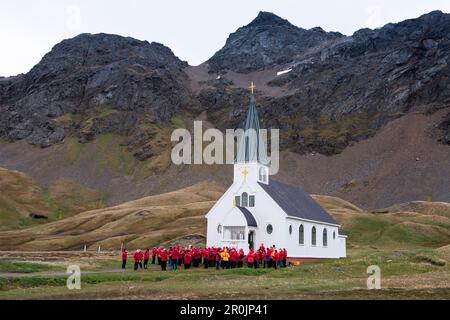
[144,250,150,260]
[247,251,254,263]
[134,251,143,262]
[151,247,157,256]
[121,250,127,261]
[184,253,192,264]
[159,251,168,262]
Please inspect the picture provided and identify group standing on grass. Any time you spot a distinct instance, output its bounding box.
[121,244,288,271]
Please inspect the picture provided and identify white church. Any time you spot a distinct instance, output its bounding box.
[205,87,347,260]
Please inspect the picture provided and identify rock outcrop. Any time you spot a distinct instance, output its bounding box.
[0,33,194,150]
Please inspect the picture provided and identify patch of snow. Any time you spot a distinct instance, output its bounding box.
[277,68,292,76]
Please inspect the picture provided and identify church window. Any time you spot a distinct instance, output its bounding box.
[289,225,292,235]
[333,231,336,240]
[323,228,328,247]
[259,167,267,183]
[217,224,222,234]
[266,224,273,234]
[223,226,245,240]
[312,226,316,246]
[249,195,255,207]
[235,196,241,207]
[299,225,304,245]
[242,192,248,207]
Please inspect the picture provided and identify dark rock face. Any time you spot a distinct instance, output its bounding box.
[0,33,193,149]
[207,11,344,73]
[202,10,450,154]
[0,11,449,157]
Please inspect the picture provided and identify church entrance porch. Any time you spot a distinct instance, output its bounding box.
[221,226,252,251]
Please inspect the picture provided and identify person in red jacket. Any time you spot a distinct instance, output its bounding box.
[208,247,215,267]
[157,248,164,265]
[266,247,272,268]
[229,249,236,269]
[121,248,128,270]
[261,249,267,268]
[159,249,168,271]
[284,249,288,267]
[184,251,192,269]
[203,248,210,269]
[215,248,221,270]
[238,249,244,268]
[247,249,255,268]
[134,249,143,271]
[151,247,157,264]
[143,248,150,269]
[193,248,201,268]
[259,243,265,253]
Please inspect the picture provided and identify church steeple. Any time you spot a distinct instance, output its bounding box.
[236,83,269,165]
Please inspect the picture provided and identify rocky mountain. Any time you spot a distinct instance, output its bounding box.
[0,10,449,209]
[0,33,195,158]
[201,10,450,154]
[207,11,344,73]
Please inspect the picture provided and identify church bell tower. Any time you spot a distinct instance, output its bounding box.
[234,82,270,185]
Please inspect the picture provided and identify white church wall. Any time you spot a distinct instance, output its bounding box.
[285,217,344,258]
[206,185,236,248]
[338,235,347,258]
[206,163,284,252]
[248,183,287,250]
[206,161,347,258]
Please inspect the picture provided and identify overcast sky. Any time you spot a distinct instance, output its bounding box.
[1,0,449,77]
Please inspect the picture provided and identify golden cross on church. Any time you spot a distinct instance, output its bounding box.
[248,81,256,95]
[242,167,249,182]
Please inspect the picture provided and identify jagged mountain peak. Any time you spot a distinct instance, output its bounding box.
[247,11,294,27]
[207,12,343,73]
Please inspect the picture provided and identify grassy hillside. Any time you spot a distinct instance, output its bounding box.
[0,181,448,251]
[0,168,106,231]
[0,181,225,251]
[313,195,450,249]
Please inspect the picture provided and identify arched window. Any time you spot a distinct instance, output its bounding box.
[242,192,248,207]
[289,225,292,235]
[299,225,304,245]
[333,231,336,240]
[266,224,273,234]
[323,228,328,247]
[311,226,316,246]
[235,196,241,207]
[259,167,267,183]
[249,195,255,207]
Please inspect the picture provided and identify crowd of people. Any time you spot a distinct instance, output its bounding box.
[121,244,288,271]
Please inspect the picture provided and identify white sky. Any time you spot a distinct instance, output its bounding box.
[1,0,449,77]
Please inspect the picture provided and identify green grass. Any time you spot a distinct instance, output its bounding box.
[0,248,448,299]
[342,215,450,248]
[344,216,390,244]
[0,261,59,274]
[96,106,119,119]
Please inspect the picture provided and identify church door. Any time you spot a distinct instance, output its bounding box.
[248,231,254,250]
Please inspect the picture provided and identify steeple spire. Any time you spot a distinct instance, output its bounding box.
[236,82,269,164]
